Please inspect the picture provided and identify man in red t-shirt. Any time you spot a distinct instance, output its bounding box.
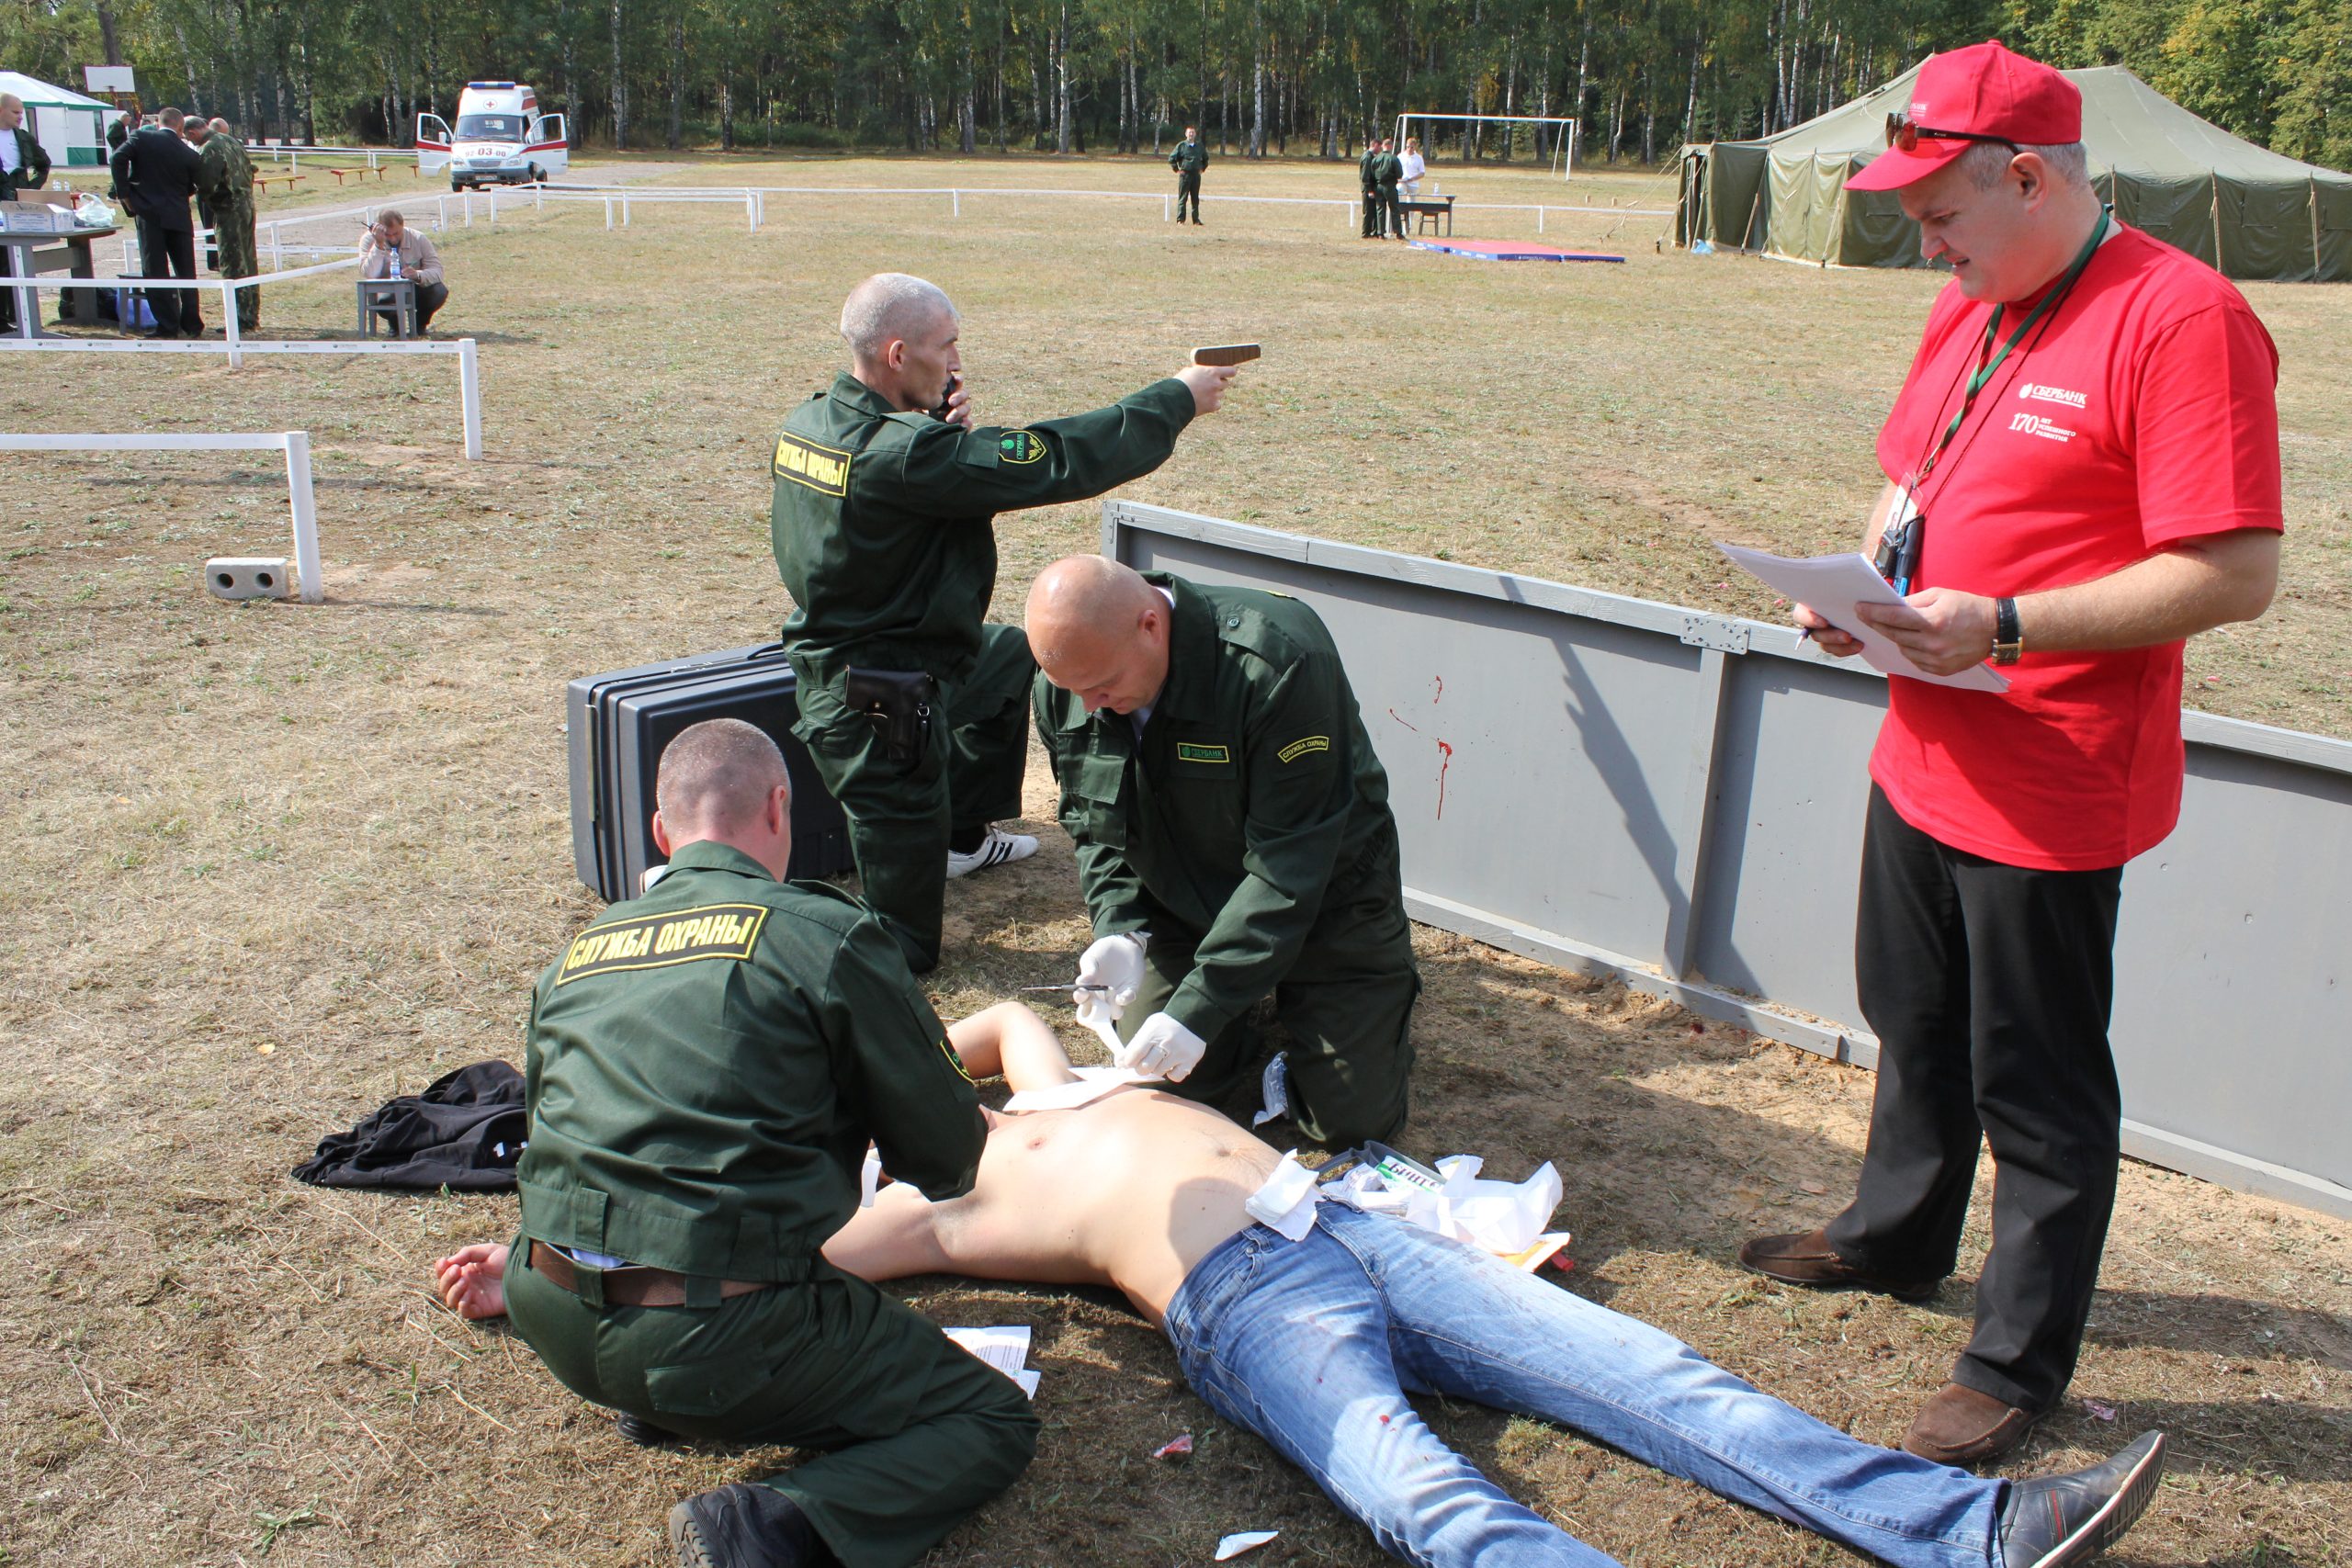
[1738,41,2282,1468]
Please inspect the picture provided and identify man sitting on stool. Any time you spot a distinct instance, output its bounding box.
[359,210,446,336]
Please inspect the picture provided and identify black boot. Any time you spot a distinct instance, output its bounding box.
[669,1483,837,1568]
[616,1410,679,1448]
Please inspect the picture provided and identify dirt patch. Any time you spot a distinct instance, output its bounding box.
[1,153,2346,1567]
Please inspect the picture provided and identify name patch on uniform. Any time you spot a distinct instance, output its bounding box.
[773,432,853,496]
[1277,736,1330,764]
[555,903,770,986]
[998,429,1046,464]
[1175,742,1231,764]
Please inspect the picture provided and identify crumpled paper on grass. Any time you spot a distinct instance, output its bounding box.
[1330,1153,1565,1258]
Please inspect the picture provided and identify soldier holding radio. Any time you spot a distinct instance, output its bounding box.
[769,272,1240,972]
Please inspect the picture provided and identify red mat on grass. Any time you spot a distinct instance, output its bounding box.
[1408,238,1625,263]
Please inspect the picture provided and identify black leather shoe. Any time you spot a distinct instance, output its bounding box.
[616,1410,678,1448]
[1998,1431,2165,1567]
[669,1483,833,1567]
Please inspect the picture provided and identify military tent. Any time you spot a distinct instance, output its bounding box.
[1679,62,2352,282]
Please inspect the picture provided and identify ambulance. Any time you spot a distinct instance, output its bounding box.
[416,83,569,191]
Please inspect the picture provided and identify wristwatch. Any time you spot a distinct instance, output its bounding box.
[1991,597,2023,666]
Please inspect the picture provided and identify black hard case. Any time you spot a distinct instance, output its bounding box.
[567,642,854,901]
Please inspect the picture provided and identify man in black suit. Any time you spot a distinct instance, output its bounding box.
[0,92,53,334]
[108,107,206,338]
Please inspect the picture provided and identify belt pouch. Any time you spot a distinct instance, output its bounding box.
[844,666,937,766]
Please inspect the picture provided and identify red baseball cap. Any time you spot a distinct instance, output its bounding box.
[1847,41,2081,192]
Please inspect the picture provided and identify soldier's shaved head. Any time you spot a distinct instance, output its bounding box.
[160,107,186,130]
[656,718,790,832]
[209,118,233,135]
[1026,556,1174,716]
[840,274,956,363]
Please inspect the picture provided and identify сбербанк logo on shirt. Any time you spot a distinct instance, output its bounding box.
[2018,381,2088,411]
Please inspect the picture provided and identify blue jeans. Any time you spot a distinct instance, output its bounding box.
[1164,1204,2006,1568]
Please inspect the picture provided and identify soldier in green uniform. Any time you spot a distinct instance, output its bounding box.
[1026,555,1418,1150]
[771,272,1240,974]
[197,118,260,331]
[1373,138,1407,242]
[1169,124,1207,225]
[502,718,1038,1568]
[1358,137,1384,238]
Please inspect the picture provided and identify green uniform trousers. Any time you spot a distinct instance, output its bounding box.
[506,1239,1038,1568]
[791,622,1035,973]
[1362,186,1385,237]
[1176,171,1203,222]
[1118,872,1418,1150]
[1376,182,1403,238]
[214,202,260,330]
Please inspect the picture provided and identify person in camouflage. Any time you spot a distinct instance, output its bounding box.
[198,118,260,331]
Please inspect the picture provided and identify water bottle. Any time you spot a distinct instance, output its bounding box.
[387,245,402,280]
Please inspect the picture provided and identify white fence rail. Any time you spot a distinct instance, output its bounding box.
[1,432,323,603]
[516,180,1671,233]
[0,334,482,458]
[253,143,423,173]
[5,254,361,368]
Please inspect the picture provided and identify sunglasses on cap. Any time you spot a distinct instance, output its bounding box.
[1884,111,2019,154]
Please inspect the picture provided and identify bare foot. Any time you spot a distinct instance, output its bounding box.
[432,1242,510,1320]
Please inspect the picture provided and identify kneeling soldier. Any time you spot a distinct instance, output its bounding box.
[1028,556,1418,1150]
[506,718,1037,1568]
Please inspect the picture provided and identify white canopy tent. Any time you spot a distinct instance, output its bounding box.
[0,71,124,171]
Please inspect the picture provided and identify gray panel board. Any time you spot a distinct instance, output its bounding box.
[1104,501,2352,1219]
[2111,746,2352,1189]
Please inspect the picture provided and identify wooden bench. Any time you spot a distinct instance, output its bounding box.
[328,166,390,188]
[1398,196,1455,237]
[252,173,307,197]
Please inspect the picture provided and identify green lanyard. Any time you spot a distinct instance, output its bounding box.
[1915,208,2110,487]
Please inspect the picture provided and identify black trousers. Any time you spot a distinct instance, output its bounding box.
[1175,171,1202,221]
[135,218,201,333]
[1825,785,2124,1412]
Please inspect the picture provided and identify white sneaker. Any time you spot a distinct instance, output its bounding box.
[944,827,1039,879]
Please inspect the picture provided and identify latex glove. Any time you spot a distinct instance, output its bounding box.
[1075,932,1148,1016]
[1117,1011,1207,1083]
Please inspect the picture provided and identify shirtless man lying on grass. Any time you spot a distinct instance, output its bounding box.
[436,1002,2165,1568]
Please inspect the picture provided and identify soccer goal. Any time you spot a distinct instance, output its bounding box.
[1394,114,1580,180]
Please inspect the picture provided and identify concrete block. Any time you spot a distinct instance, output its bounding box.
[206,556,290,602]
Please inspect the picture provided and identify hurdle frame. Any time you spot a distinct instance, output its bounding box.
[0,431,323,603]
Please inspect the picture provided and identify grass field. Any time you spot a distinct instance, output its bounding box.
[2,153,2346,1567]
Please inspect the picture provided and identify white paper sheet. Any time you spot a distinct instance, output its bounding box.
[1715,543,2009,694]
[944,1325,1041,1399]
[1216,1530,1281,1560]
[1002,1066,1161,1112]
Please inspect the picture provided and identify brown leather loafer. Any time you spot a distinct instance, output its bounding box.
[1737,1229,1943,1302]
[1905,1382,2044,1467]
